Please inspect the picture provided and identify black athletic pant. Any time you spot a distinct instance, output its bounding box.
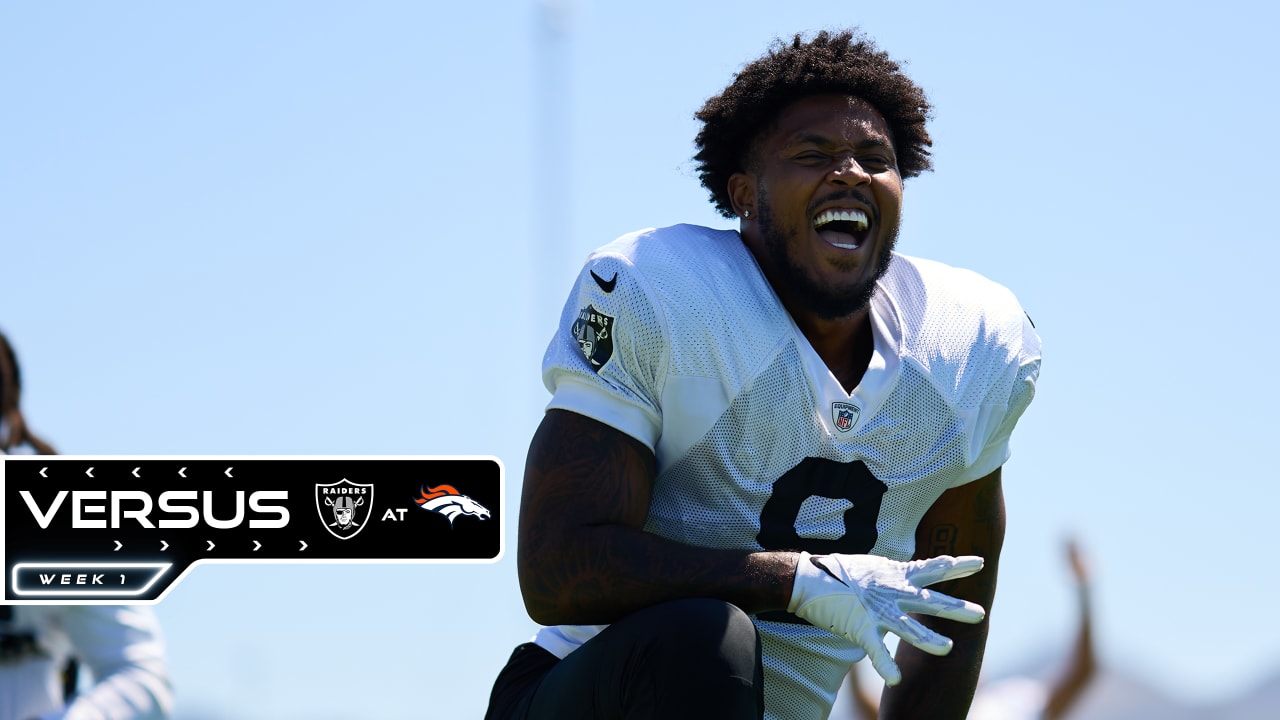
[485,598,765,720]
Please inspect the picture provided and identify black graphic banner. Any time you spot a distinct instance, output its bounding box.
[1,456,503,603]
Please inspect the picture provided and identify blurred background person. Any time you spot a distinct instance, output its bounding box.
[844,537,1095,720]
[0,329,54,455]
[0,328,174,720]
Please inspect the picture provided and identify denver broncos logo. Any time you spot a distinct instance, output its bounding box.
[414,484,491,526]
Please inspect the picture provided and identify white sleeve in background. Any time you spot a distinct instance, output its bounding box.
[966,677,1049,720]
[36,606,173,720]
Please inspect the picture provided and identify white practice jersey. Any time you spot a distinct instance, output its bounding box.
[0,605,172,720]
[533,224,1041,720]
[2,442,173,720]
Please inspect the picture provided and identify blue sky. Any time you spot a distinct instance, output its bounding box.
[3,1,1278,717]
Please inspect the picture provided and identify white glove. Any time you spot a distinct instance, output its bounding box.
[787,551,986,685]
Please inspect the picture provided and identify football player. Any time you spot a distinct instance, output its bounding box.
[486,29,1041,720]
[0,329,174,720]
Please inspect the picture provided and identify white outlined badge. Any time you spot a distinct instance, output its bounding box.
[315,478,374,540]
[12,562,171,598]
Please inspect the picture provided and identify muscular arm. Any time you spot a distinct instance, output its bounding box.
[1044,539,1095,719]
[878,468,1006,719]
[517,409,797,626]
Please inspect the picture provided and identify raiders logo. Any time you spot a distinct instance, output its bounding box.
[315,478,375,540]
[831,402,861,433]
[571,304,615,372]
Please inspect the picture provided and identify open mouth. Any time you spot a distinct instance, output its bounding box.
[813,208,870,250]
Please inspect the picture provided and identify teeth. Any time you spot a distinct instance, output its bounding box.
[813,208,869,231]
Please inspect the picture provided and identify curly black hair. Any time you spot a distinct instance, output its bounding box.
[693,29,934,218]
[0,329,56,454]
[0,330,18,410]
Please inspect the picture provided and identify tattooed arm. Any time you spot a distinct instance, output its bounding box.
[517,409,798,626]
[877,468,1006,720]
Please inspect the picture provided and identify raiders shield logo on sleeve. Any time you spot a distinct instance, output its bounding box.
[571,304,615,372]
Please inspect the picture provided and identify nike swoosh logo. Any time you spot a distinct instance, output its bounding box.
[811,556,849,587]
[590,269,617,293]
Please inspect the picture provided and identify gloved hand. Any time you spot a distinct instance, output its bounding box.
[787,551,986,685]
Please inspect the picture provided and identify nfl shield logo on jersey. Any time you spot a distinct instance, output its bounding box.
[572,304,615,372]
[315,478,375,540]
[831,402,860,433]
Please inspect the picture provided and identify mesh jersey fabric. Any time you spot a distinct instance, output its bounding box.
[533,224,1041,720]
